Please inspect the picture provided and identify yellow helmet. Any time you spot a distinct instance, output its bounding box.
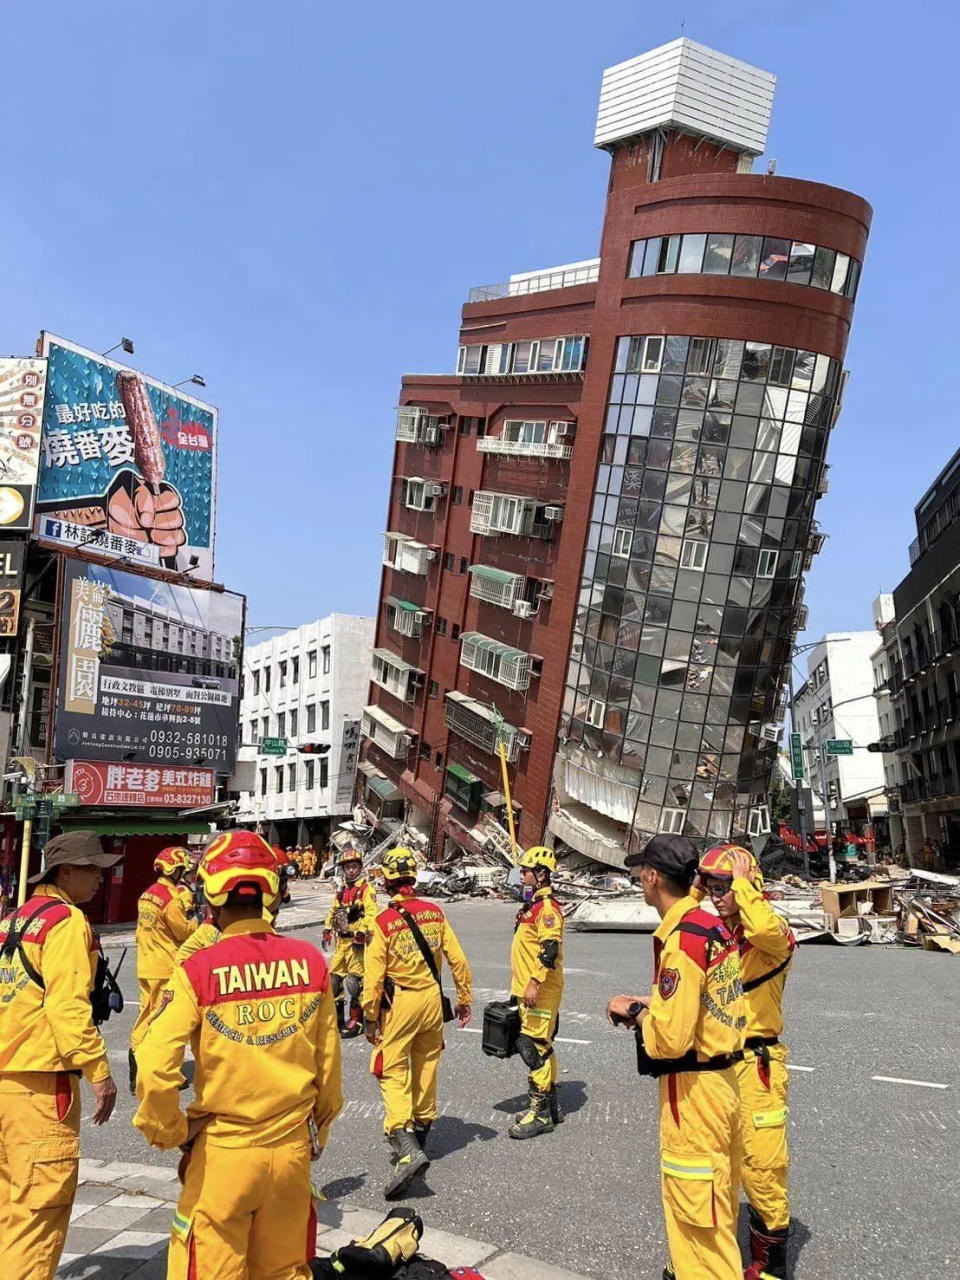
[698,843,763,887]
[198,831,280,907]
[154,846,192,877]
[519,846,556,874]
[379,847,419,882]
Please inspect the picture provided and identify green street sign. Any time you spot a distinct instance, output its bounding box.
[790,732,804,781]
[826,738,854,756]
[14,800,37,819]
[52,793,81,809]
[260,737,288,756]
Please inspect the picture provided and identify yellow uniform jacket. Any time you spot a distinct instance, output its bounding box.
[133,918,342,1151]
[325,878,378,968]
[362,890,472,1021]
[0,885,110,1083]
[642,895,744,1065]
[175,920,220,966]
[510,888,564,1001]
[135,876,196,981]
[732,878,795,1041]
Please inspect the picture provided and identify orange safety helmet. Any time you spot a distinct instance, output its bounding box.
[154,846,192,877]
[199,831,280,906]
[698,843,763,886]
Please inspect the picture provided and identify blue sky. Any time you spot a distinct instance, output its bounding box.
[2,1,957,642]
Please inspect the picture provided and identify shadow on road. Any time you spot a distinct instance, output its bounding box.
[320,1172,368,1201]
[430,1115,497,1159]
[491,1079,588,1119]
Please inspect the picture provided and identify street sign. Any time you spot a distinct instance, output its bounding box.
[14,799,37,819]
[260,738,288,756]
[826,739,854,756]
[51,793,81,809]
[790,732,804,781]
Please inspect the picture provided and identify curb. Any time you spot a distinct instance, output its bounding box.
[67,1162,594,1280]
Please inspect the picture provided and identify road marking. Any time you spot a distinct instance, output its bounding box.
[786,1065,816,1073]
[461,1027,592,1046]
[872,1075,948,1090]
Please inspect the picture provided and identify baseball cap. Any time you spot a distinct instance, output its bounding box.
[28,830,123,883]
[624,833,699,884]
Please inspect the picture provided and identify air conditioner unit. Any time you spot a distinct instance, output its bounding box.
[513,600,534,619]
[424,547,439,561]
[426,482,446,498]
[423,426,440,445]
[516,728,533,750]
[414,610,430,623]
[553,421,575,437]
[543,506,564,522]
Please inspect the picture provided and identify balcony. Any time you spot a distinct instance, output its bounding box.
[396,406,446,445]
[478,436,573,461]
[460,632,532,692]
[444,690,529,762]
[468,564,524,610]
[467,259,599,303]
[361,704,415,760]
[470,491,563,539]
[383,532,437,576]
[371,648,424,702]
[385,595,430,638]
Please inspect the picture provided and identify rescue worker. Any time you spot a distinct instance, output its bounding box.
[607,834,745,1280]
[133,830,342,1279]
[696,844,795,1280]
[363,847,473,1198]
[0,831,121,1279]
[508,846,565,1139]
[128,847,197,1094]
[324,850,378,1037]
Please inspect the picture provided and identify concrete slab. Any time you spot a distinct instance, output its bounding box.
[92,1231,168,1259]
[109,1194,165,1210]
[419,1223,498,1269]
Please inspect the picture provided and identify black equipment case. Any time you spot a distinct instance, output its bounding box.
[481,999,521,1059]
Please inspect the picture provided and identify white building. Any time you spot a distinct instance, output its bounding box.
[794,626,887,834]
[235,615,375,846]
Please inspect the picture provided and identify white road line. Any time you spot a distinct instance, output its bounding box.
[786,1065,816,1073]
[872,1075,949,1090]
[461,1027,592,1046]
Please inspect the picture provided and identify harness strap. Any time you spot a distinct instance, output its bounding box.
[742,954,791,993]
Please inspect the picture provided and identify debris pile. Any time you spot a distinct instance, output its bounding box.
[889,870,960,953]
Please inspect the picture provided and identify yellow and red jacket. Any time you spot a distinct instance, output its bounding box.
[325,878,378,948]
[135,876,196,981]
[510,887,564,1001]
[362,889,472,1021]
[731,877,795,1041]
[175,919,220,966]
[0,885,110,1084]
[642,895,744,1065]
[133,918,342,1151]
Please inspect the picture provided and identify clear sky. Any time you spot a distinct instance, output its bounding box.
[2,0,957,644]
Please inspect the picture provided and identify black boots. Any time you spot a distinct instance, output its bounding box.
[509,1087,555,1139]
[384,1127,430,1199]
[413,1120,432,1155]
[128,1049,138,1095]
[744,1208,789,1279]
[548,1084,564,1125]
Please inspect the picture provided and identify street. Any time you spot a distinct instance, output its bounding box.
[86,889,960,1280]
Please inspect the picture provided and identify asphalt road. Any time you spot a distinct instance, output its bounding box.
[88,896,960,1279]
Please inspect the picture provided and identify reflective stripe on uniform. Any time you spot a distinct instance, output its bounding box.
[752,1108,788,1127]
[661,1153,714,1180]
[172,1210,192,1242]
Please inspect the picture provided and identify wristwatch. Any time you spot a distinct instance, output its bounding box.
[627,1000,644,1024]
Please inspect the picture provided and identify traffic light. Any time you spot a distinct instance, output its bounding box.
[297,743,331,755]
[866,740,895,753]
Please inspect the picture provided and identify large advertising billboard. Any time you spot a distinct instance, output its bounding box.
[56,558,243,772]
[0,540,27,637]
[36,334,217,579]
[0,357,46,532]
[65,759,216,809]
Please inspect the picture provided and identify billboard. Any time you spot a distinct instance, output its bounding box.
[0,357,46,532]
[336,717,361,809]
[0,540,26,637]
[56,558,243,772]
[66,759,216,809]
[36,334,217,579]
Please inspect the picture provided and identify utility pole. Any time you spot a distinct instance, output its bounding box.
[788,662,810,877]
[818,738,837,882]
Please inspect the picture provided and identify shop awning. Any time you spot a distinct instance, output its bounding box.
[460,632,526,662]
[59,817,213,836]
[357,761,385,780]
[467,564,521,585]
[447,762,480,785]
[368,776,402,801]
[385,596,420,613]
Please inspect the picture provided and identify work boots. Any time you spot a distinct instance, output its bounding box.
[549,1084,564,1125]
[128,1049,138,1095]
[744,1209,789,1280]
[413,1120,433,1155]
[508,1087,555,1140]
[384,1127,430,1199]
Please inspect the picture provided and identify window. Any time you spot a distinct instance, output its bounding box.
[787,242,815,287]
[252,670,260,695]
[444,552,455,572]
[259,768,267,796]
[680,540,708,571]
[435,751,443,769]
[290,709,299,737]
[586,698,606,727]
[277,712,285,737]
[321,701,329,731]
[659,808,686,835]
[319,759,329,789]
[460,557,469,573]
[457,345,483,376]
[306,704,316,733]
[444,765,483,813]
[404,478,439,512]
[657,234,681,273]
[292,656,299,684]
[288,763,297,791]
[768,346,794,387]
[677,233,706,274]
[436,617,448,636]
[612,527,633,559]
[703,233,734,274]
[278,660,287,689]
[759,238,790,281]
[557,336,586,372]
[264,667,271,694]
[790,551,802,577]
[452,486,463,505]
[322,646,330,675]
[308,650,317,679]
[757,549,778,578]
[276,766,284,794]
[687,337,713,375]
[305,761,314,789]
[511,340,538,374]
[641,336,663,373]
[459,418,471,436]
[261,716,270,739]
[249,720,258,744]
[748,805,771,837]
[452,623,461,641]
[420,739,432,760]
[429,680,439,699]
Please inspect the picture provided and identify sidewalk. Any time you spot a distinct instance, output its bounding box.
[59,1160,593,1279]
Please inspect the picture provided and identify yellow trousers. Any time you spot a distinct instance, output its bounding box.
[131,976,170,1052]
[168,1129,315,1280]
[373,987,443,1134]
[330,940,363,979]
[737,1044,789,1231]
[519,1000,560,1091]
[0,1070,81,1280]
[659,1067,742,1280]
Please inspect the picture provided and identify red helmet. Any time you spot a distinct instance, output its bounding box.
[154,847,192,877]
[698,843,763,886]
[199,831,279,906]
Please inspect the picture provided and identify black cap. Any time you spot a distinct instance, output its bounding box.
[624,833,699,885]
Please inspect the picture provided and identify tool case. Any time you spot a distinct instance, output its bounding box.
[481,998,521,1058]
